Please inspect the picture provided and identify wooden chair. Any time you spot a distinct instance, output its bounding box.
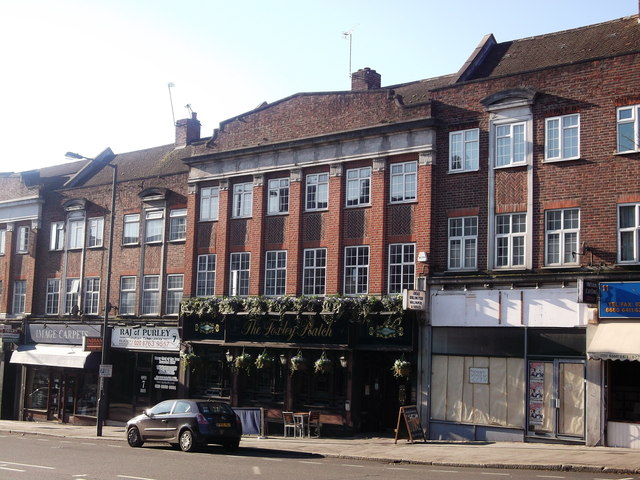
[282,411,297,437]
[308,411,321,437]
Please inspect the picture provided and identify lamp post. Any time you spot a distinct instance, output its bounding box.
[97,163,117,436]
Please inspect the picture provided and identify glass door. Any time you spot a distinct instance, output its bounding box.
[527,359,585,440]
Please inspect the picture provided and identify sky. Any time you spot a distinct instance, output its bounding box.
[0,0,636,173]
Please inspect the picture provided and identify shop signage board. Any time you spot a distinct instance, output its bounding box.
[0,324,20,343]
[599,282,640,318]
[403,289,426,311]
[394,405,426,443]
[27,324,102,345]
[577,279,598,304]
[111,327,180,351]
[182,317,225,341]
[82,336,102,352]
[153,355,179,391]
[355,314,412,349]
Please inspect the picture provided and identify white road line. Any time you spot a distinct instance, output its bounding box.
[36,438,50,442]
[387,467,411,471]
[106,444,122,448]
[430,469,460,473]
[536,476,565,479]
[253,466,261,475]
[0,465,26,472]
[0,460,55,470]
[341,464,364,468]
[480,473,510,476]
[72,475,88,478]
[117,476,157,480]
[261,458,283,462]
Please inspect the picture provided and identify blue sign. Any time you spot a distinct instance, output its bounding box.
[599,282,640,318]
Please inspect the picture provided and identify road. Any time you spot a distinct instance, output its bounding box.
[0,432,637,480]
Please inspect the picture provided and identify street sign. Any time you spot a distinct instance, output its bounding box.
[99,364,113,378]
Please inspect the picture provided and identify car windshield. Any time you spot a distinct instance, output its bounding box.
[197,402,233,415]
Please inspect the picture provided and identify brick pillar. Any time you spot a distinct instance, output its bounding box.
[248,174,265,295]
[325,164,344,294]
[369,158,387,295]
[215,181,231,295]
[286,169,303,295]
[415,151,434,279]
[183,184,198,296]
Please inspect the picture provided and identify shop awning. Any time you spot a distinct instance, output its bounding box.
[10,344,96,369]
[587,322,640,361]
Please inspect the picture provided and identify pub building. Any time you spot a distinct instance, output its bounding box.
[180,296,416,435]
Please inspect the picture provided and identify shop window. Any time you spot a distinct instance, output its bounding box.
[26,367,50,410]
[609,361,640,422]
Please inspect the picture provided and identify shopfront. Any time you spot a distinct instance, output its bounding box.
[10,323,101,424]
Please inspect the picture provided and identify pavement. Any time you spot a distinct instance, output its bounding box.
[1,420,640,474]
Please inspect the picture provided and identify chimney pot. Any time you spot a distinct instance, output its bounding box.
[175,112,201,147]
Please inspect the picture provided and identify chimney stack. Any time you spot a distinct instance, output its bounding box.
[175,112,201,147]
[351,67,381,91]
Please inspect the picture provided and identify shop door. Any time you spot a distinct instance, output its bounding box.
[527,360,585,440]
[360,352,406,433]
[49,371,77,423]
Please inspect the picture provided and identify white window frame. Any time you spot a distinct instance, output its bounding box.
[545,208,580,266]
[449,128,479,172]
[83,278,100,315]
[119,276,137,315]
[495,213,527,269]
[12,280,26,314]
[142,275,160,315]
[64,278,80,314]
[16,226,30,254]
[617,105,640,153]
[145,210,164,243]
[67,216,84,250]
[200,186,219,221]
[306,173,329,211]
[265,250,287,296]
[267,178,290,215]
[229,252,250,296]
[495,122,527,167]
[166,274,184,316]
[87,217,104,248]
[50,222,65,251]
[346,167,371,207]
[448,216,478,270]
[196,254,216,297]
[344,245,369,295]
[232,182,253,218]
[45,279,60,315]
[302,248,326,296]
[123,214,140,245]
[545,114,580,162]
[169,208,187,241]
[0,229,6,255]
[390,161,417,203]
[618,203,640,263]
[388,243,415,294]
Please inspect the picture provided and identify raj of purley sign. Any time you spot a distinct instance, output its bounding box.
[111,327,180,351]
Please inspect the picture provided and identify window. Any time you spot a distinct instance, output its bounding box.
[302,248,326,295]
[619,204,640,263]
[46,279,60,315]
[232,182,253,218]
[17,226,30,253]
[200,186,219,221]
[390,161,417,202]
[196,254,216,297]
[448,216,478,270]
[495,122,526,167]
[617,105,640,153]
[50,222,64,250]
[123,214,140,245]
[145,210,164,243]
[166,274,184,315]
[0,229,5,255]
[87,217,104,247]
[449,129,479,172]
[344,246,369,295]
[267,178,289,214]
[12,280,26,314]
[64,278,80,314]
[495,213,526,268]
[346,167,371,206]
[306,173,329,211]
[545,209,579,266]
[265,250,287,296]
[545,114,580,161]
[119,276,136,315]
[169,209,187,241]
[230,252,250,296]
[388,243,415,294]
[142,276,160,315]
[68,217,84,249]
[84,278,100,315]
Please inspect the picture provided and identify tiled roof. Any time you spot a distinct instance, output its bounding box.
[391,74,457,106]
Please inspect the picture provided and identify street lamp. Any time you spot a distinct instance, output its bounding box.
[97,163,117,436]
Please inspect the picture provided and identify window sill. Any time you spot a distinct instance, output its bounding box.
[304,208,329,213]
[448,168,480,175]
[122,243,140,247]
[199,218,219,223]
[231,216,253,220]
[494,163,528,170]
[168,239,186,244]
[266,212,289,217]
[344,204,371,209]
[541,264,581,269]
[543,157,582,164]
[389,199,418,206]
[614,150,640,156]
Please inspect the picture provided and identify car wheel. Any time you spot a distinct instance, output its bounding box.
[179,429,196,452]
[127,427,144,448]
[223,440,240,452]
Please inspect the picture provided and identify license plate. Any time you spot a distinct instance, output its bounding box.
[216,422,231,428]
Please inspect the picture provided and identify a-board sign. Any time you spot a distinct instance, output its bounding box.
[394,405,426,443]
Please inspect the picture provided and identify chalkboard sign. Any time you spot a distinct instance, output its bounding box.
[394,405,426,443]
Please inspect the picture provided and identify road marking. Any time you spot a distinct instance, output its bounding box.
[430,469,460,473]
[0,465,26,472]
[535,476,565,479]
[299,461,322,464]
[72,475,88,478]
[117,476,157,480]
[387,467,411,471]
[106,444,122,448]
[0,460,55,470]
[253,466,261,475]
[81,442,97,446]
[480,473,510,476]
[36,438,50,442]
[261,458,282,462]
[341,464,364,468]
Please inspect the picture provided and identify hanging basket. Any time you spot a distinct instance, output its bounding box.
[290,351,307,374]
[392,359,411,378]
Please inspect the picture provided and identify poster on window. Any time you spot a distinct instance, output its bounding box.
[528,362,544,426]
[153,355,179,391]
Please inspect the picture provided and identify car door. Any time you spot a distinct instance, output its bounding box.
[138,400,175,440]
[165,400,194,441]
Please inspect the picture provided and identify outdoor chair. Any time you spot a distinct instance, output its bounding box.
[283,411,297,437]
[308,410,321,437]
